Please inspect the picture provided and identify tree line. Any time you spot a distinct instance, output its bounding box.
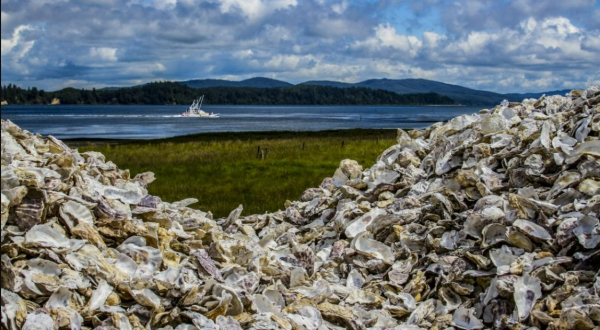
[1,81,455,106]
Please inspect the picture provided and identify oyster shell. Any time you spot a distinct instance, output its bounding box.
[452,306,484,330]
[351,231,395,264]
[573,215,600,249]
[24,223,70,249]
[513,274,542,321]
[512,219,552,241]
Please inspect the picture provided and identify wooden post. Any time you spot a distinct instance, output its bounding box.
[341,140,345,148]
[265,147,269,159]
[257,146,261,159]
[302,142,305,150]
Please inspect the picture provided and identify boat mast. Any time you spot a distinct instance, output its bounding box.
[192,99,199,115]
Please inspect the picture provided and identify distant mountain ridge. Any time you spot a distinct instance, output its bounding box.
[179,77,573,105]
[182,77,293,89]
[301,78,573,105]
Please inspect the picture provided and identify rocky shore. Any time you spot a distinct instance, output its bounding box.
[1,87,599,330]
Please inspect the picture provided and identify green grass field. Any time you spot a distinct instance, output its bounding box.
[74,129,397,218]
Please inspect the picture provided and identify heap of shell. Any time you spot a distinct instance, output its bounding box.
[1,87,599,330]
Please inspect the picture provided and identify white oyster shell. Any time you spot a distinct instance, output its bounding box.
[60,200,94,228]
[24,224,70,249]
[286,305,322,330]
[351,232,395,264]
[344,207,386,238]
[513,274,542,321]
[480,114,508,135]
[452,306,484,330]
[512,219,552,241]
[22,313,54,330]
[87,280,113,312]
[573,215,600,249]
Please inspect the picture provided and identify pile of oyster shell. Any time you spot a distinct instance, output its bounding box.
[1,87,599,330]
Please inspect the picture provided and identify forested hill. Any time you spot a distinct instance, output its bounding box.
[1,82,454,106]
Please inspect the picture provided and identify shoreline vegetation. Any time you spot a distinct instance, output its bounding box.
[1,81,455,106]
[71,128,398,218]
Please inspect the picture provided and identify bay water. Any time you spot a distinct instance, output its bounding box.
[1,104,483,140]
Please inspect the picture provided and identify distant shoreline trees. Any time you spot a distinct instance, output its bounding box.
[1,81,455,106]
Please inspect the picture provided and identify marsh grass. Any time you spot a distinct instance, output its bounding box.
[75,129,397,218]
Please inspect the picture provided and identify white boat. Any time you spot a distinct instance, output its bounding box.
[181,96,219,117]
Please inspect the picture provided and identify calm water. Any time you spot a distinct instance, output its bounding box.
[1,104,483,139]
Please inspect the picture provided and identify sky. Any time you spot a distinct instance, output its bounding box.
[1,0,599,93]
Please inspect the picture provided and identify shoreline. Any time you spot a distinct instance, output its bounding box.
[63,128,399,147]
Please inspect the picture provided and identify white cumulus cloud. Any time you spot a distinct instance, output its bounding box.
[89,47,118,62]
[1,24,34,56]
[219,0,297,22]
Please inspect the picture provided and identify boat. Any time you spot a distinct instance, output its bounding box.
[181,96,219,117]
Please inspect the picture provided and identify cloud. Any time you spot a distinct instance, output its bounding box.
[1,24,34,56]
[343,14,599,91]
[439,0,597,35]
[89,47,118,62]
[350,24,422,59]
[219,0,298,22]
[332,0,349,15]
[133,0,177,10]
[0,0,598,93]
[582,34,600,52]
